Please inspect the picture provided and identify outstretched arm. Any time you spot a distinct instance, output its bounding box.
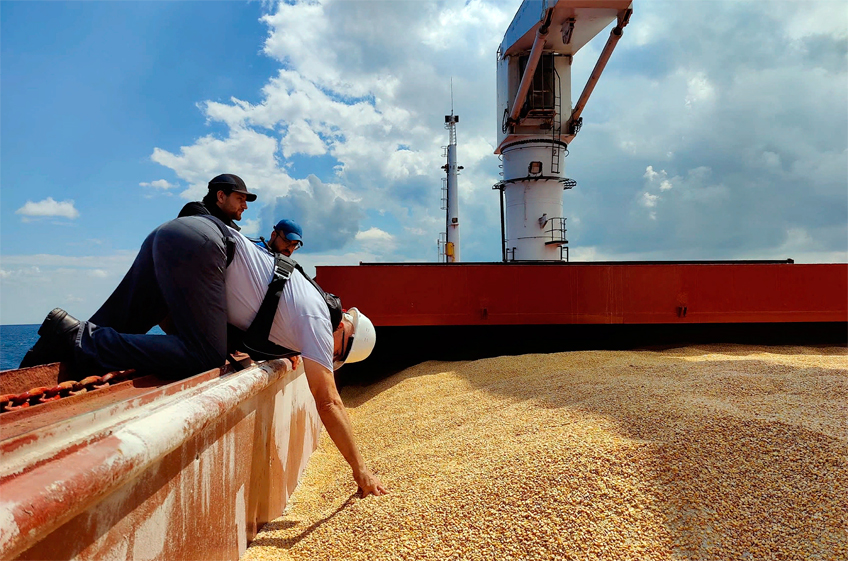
[302,358,386,497]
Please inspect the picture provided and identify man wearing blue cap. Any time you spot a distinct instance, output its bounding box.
[260,219,303,257]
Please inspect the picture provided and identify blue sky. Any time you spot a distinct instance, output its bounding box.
[2,0,847,325]
[2,1,275,251]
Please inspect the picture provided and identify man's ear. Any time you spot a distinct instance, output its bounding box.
[216,190,227,205]
[331,322,344,358]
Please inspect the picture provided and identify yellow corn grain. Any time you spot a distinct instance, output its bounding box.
[242,344,848,561]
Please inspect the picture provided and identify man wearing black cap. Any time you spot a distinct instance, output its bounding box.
[179,173,257,230]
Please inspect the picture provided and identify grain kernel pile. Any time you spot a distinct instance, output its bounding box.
[242,345,847,561]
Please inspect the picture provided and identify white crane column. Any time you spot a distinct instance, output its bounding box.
[495,0,632,262]
[502,141,567,261]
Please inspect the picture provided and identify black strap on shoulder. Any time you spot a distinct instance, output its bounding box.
[236,251,344,362]
[196,214,236,266]
[240,253,297,360]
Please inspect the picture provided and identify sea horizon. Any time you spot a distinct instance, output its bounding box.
[0,324,165,371]
[1,324,40,371]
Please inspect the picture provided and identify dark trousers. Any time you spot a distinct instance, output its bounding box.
[76,216,229,378]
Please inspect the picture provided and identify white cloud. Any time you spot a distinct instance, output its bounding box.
[281,119,327,158]
[352,227,397,255]
[640,192,659,221]
[684,71,716,108]
[760,151,781,169]
[15,197,80,220]
[643,166,674,191]
[735,226,848,264]
[782,2,848,40]
[139,179,178,190]
[627,10,664,48]
[355,227,394,243]
[0,253,135,269]
[643,166,663,183]
[239,218,262,238]
[641,192,659,208]
[354,228,395,244]
[151,127,293,201]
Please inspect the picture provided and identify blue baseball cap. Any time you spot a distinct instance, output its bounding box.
[274,219,303,243]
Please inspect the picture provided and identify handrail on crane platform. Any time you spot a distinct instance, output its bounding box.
[505,7,555,129]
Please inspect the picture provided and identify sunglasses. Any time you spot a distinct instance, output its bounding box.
[332,315,355,370]
[274,232,302,249]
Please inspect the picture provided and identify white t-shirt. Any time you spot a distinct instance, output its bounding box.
[225,229,334,370]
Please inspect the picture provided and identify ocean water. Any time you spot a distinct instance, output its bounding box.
[1,324,39,371]
[0,324,167,372]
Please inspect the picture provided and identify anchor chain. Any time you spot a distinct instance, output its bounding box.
[0,369,138,413]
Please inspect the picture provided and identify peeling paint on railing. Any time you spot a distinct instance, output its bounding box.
[0,358,322,561]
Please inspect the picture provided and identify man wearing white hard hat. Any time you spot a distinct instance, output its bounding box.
[225,227,385,497]
[333,307,376,369]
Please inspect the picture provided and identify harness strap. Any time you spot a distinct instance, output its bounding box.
[237,252,343,362]
[197,214,236,266]
[240,254,298,360]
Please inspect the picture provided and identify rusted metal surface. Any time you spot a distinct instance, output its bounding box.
[0,358,322,561]
[1,370,142,414]
[315,262,848,326]
[0,363,75,396]
[0,356,256,438]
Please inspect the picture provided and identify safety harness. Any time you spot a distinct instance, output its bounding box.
[231,252,343,363]
[197,216,340,366]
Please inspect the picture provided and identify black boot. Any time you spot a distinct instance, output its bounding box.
[19,308,81,369]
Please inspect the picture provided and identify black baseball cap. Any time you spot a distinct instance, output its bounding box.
[208,174,257,202]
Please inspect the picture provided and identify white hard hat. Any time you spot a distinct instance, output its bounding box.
[333,307,376,370]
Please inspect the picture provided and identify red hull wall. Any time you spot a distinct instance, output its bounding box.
[315,262,848,326]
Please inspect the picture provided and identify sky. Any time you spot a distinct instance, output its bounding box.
[1,0,846,325]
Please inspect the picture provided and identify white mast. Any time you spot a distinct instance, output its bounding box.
[440,83,462,263]
[444,113,461,262]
